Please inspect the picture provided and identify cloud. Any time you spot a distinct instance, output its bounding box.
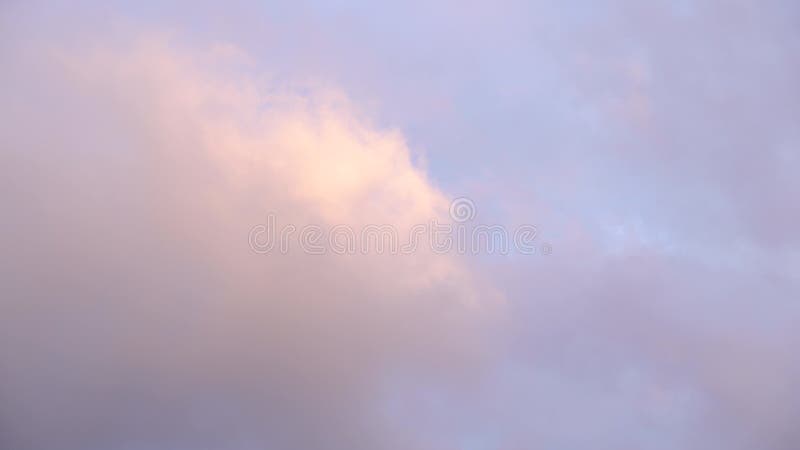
[0,34,501,450]
[2,2,800,449]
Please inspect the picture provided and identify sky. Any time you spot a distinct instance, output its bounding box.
[1,1,799,449]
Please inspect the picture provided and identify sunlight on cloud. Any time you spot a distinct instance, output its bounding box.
[0,35,501,449]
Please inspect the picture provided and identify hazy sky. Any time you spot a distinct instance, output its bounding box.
[2,1,799,449]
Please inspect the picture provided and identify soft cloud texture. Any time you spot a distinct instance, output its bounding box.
[0,34,500,450]
[2,1,799,449]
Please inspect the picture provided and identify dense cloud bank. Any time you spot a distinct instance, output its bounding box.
[2,1,799,449]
